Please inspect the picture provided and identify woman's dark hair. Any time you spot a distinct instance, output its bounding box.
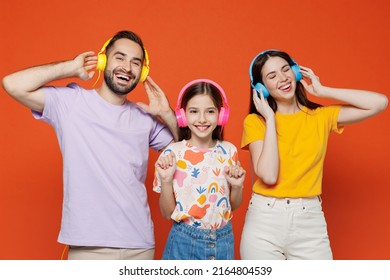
[179,82,224,141]
[249,50,321,116]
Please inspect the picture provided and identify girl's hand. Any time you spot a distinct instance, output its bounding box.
[252,89,275,122]
[155,152,176,183]
[224,163,246,189]
[299,66,325,97]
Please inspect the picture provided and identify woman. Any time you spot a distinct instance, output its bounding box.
[240,50,388,260]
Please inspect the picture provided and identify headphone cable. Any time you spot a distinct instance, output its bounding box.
[92,70,102,88]
[61,245,69,260]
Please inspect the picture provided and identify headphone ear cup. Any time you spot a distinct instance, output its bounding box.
[139,49,150,83]
[139,64,149,83]
[96,53,107,72]
[291,64,302,81]
[218,107,225,126]
[175,108,187,127]
[218,107,229,126]
[253,83,269,98]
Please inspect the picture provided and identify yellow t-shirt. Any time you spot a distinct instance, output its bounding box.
[241,106,343,198]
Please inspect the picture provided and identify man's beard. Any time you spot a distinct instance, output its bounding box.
[104,69,139,96]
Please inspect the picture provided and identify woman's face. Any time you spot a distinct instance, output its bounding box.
[261,56,297,101]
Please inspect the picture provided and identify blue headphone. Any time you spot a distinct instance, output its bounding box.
[249,50,302,98]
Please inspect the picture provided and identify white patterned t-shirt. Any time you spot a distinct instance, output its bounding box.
[153,140,239,229]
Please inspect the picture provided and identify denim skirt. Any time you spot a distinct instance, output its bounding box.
[162,221,234,260]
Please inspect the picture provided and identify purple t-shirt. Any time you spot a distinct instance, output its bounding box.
[33,83,173,249]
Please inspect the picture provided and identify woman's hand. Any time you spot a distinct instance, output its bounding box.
[299,66,325,97]
[252,89,275,122]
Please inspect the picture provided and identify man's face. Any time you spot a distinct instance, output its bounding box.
[103,38,144,95]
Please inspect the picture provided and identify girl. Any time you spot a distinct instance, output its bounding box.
[240,50,388,260]
[153,79,246,260]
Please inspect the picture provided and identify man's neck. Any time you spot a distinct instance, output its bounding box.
[96,84,127,105]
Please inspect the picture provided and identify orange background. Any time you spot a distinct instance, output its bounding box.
[0,0,389,260]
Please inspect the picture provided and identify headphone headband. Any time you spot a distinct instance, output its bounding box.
[248,49,279,84]
[175,78,230,127]
[100,38,112,53]
[175,78,229,110]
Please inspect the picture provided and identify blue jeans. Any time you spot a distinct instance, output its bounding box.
[162,221,234,260]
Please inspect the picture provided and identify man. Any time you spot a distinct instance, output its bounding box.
[2,30,178,260]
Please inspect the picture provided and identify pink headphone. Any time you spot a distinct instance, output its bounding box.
[175,79,230,127]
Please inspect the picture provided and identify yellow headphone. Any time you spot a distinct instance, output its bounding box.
[96,38,150,83]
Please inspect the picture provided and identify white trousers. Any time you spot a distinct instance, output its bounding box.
[240,193,333,260]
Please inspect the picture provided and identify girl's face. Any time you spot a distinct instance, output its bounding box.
[185,93,218,148]
[261,56,297,101]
